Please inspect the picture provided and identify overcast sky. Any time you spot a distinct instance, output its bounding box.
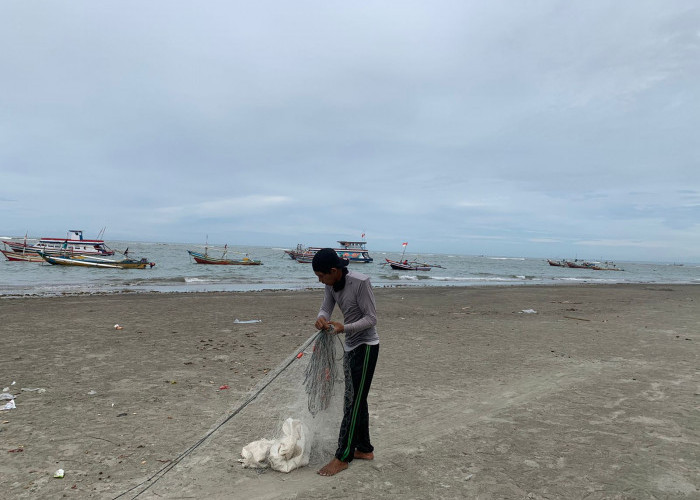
[2,1,699,262]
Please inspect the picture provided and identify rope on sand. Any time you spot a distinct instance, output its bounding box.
[112,330,323,500]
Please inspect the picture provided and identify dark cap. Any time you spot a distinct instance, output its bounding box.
[312,248,349,273]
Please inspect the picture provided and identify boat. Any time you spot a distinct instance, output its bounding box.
[385,258,432,271]
[306,240,373,263]
[38,252,155,269]
[294,251,316,264]
[284,243,308,260]
[187,244,262,265]
[587,262,623,271]
[5,229,114,256]
[547,259,566,267]
[383,242,441,271]
[1,245,44,262]
[561,259,623,271]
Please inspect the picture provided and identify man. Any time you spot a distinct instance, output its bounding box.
[311,248,380,476]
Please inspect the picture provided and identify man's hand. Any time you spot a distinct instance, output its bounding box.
[328,321,344,333]
[315,317,330,331]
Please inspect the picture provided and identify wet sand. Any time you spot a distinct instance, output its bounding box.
[1,284,698,499]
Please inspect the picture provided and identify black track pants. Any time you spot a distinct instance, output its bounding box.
[335,343,379,463]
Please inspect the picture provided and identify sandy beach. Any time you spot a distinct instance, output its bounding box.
[1,284,698,499]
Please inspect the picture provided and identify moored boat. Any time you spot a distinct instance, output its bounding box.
[306,240,373,263]
[284,243,308,260]
[187,249,262,265]
[1,245,44,262]
[382,242,441,271]
[385,258,432,271]
[556,259,623,271]
[294,251,316,263]
[39,252,155,269]
[5,229,114,256]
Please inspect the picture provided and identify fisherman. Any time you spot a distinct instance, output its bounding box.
[311,248,379,476]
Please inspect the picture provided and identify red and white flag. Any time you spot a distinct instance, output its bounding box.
[402,242,408,247]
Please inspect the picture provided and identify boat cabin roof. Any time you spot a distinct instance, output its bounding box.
[337,240,367,248]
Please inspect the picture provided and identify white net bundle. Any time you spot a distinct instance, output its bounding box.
[234,330,347,471]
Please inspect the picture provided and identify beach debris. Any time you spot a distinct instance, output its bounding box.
[234,319,262,324]
[8,447,24,453]
[116,412,128,417]
[88,390,97,395]
[520,309,537,314]
[564,315,591,321]
[53,469,65,478]
[114,324,124,330]
[1,400,16,411]
[219,385,229,390]
[21,387,46,393]
[0,393,14,401]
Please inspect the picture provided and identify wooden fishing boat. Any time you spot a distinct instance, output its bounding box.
[284,243,308,260]
[1,246,43,262]
[294,252,315,264]
[39,252,155,269]
[385,258,432,271]
[383,242,442,271]
[187,249,262,265]
[562,260,623,271]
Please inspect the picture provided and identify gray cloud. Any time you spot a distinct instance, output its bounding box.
[1,1,699,261]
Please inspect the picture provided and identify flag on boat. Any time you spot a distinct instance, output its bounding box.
[402,242,408,247]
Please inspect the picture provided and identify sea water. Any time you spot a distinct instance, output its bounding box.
[0,240,698,297]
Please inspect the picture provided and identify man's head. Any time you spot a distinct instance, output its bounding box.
[312,248,348,286]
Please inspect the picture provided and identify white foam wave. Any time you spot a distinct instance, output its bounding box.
[431,276,521,282]
[184,277,218,284]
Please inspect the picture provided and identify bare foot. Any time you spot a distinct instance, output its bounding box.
[318,458,348,476]
[354,450,374,460]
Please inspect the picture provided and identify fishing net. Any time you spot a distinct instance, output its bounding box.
[233,329,348,472]
[304,327,342,416]
[112,330,349,498]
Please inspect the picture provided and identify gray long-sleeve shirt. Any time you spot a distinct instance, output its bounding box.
[317,270,379,351]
